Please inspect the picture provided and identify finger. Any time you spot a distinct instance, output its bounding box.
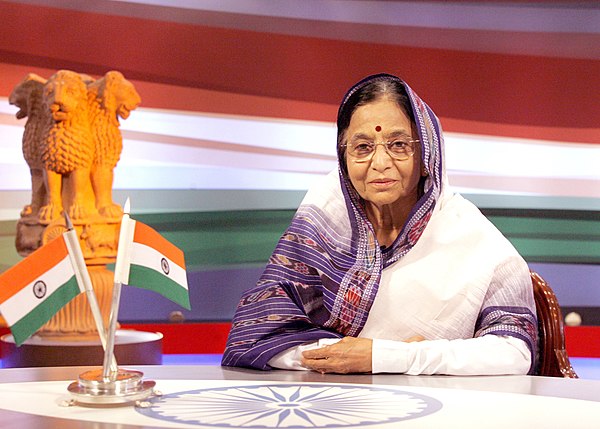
[302,346,330,359]
[301,357,333,373]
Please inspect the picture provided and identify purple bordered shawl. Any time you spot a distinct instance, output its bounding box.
[221,75,537,371]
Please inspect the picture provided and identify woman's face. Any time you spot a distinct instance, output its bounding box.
[344,98,422,211]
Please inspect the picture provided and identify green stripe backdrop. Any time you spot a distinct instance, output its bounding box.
[2,208,598,274]
[134,209,600,268]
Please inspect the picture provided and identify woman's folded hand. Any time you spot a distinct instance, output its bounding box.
[301,337,373,374]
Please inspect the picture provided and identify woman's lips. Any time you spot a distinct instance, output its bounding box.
[369,179,396,189]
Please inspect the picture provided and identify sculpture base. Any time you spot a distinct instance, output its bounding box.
[0,330,162,368]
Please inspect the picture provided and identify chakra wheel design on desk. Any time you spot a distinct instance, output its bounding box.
[137,383,442,427]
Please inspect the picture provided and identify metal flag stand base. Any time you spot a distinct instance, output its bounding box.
[66,368,160,407]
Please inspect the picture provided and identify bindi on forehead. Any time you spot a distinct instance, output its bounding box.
[375,125,382,132]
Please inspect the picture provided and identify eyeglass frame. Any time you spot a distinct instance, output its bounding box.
[341,138,419,162]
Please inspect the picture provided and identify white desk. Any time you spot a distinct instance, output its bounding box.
[0,365,598,428]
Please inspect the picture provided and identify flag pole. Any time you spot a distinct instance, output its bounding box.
[102,280,122,381]
[66,198,157,406]
[63,213,118,373]
[102,198,133,381]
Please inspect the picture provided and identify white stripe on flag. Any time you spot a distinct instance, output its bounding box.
[0,256,74,325]
[130,242,188,290]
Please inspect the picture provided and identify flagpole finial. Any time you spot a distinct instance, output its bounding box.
[64,211,74,230]
[123,198,131,215]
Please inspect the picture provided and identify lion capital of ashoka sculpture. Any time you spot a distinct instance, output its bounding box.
[10,70,141,262]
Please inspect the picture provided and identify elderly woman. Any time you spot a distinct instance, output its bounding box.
[222,73,537,375]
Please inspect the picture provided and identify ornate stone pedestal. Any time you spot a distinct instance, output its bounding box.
[0,330,162,368]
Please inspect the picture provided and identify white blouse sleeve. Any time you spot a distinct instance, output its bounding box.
[268,335,530,375]
[372,334,531,375]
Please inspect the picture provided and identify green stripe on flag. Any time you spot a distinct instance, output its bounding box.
[10,277,80,346]
[128,264,191,310]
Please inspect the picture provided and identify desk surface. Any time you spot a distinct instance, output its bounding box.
[0,365,599,428]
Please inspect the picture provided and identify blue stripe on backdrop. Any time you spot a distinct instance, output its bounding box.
[570,358,600,381]
[162,354,223,366]
[118,263,600,324]
[529,263,600,307]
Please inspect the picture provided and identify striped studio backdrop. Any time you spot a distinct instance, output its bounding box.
[0,0,598,332]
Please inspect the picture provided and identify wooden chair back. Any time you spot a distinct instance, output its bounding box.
[531,271,578,378]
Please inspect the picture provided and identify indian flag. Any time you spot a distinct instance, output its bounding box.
[0,235,85,346]
[115,216,190,310]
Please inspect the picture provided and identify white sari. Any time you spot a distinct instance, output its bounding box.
[269,172,536,375]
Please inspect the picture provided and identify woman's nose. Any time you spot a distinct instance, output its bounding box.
[370,144,393,169]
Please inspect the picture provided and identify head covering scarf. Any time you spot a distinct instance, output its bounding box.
[222,74,536,370]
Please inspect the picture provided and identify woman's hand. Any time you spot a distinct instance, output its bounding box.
[300,335,425,374]
[301,337,373,374]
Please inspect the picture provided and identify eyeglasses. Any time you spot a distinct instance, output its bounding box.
[343,138,418,162]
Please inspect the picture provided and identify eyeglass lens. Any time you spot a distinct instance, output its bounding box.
[347,140,416,161]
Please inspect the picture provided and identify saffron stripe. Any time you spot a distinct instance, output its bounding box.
[0,236,69,303]
[128,264,191,310]
[0,255,75,323]
[9,277,80,346]
[133,222,185,269]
